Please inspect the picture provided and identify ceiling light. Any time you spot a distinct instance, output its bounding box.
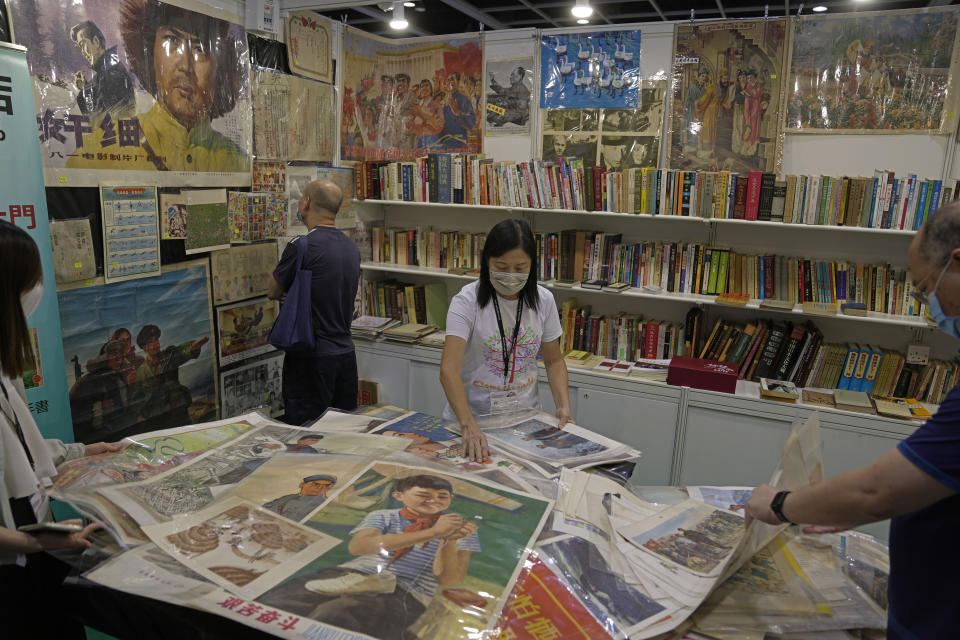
[577,18,589,24]
[812,5,827,11]
[403,1,414,6]
[571,0,593,19]
[389,1,408,29]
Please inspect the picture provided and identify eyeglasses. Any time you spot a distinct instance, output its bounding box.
[911,260,952,306]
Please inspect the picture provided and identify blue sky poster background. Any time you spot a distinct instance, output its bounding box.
[540,30,641,109]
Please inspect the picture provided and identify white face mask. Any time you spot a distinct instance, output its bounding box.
[20,282,43,319]
[490,271,529,297]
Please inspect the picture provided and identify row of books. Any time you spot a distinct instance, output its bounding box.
[353,154,959,230]
[369,225,486,271]
[359,279,448,329]
[540,232,926,316]
[354,155,589,211]
[362,227,925,318]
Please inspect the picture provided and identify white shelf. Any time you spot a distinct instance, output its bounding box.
[355,199,916,237]
[360,261,933,329]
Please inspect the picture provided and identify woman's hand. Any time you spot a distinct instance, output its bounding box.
[33,520,102,551]
[84,442,123,456]
[556,407,573,428]
[461,422,489,463]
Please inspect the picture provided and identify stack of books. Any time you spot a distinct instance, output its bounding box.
[382,323,437,343]
[350,316,399,340]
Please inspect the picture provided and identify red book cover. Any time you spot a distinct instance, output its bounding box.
[745,170,763,220]
[644,321,659,359]
[740,322,769,378]
[733,177,748,219]
[763,256,775,299]
[666,356,738,393]
[593,166,605,211]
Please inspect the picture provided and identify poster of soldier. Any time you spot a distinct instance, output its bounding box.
[7,0,252,186]
[668,20,788,173]
[58,260,216,443]
[787,8,960,133]
[341,27,482,161]
[215,297,277,366]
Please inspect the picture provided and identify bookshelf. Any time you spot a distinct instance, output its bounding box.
[360,261,933,330]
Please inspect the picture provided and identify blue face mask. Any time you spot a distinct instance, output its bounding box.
[928,291,960,339]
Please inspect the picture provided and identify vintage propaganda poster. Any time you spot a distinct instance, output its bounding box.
[256,461,553,640]
[210,243,277,305]
[252,69,335,162]
[484,58,533,136]
[215,296,277,366]
[99,185,160,282]
[50,217,97,283]
[669,20,788,173]
[143,495,341,599]
[57,260,217,442]
[220,353,284,418]
[541,80,664,169]
[159,192,187,240]
[787,8,960,133]
[100,426,409,525]
[538,535,669,636]
[540,30,642,109]
[317,166,359,224]
[7,0,253,186]
[341,27,482,161]
[285,11,333,84]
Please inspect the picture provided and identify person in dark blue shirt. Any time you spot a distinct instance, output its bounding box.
[745,202,960,639]
[270,180,360,425]
[70,20,135,118]
[437,72,476,149]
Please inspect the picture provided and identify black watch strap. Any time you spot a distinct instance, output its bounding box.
[770,490,796,525]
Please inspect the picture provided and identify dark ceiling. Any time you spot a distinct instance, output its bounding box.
[291,0,957,38]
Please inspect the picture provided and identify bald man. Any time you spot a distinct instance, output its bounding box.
[270,180,361,424]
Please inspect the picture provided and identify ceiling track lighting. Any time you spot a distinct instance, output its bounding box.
[812,5,828,12]
[389,0,408,29]
[571,0,593,19]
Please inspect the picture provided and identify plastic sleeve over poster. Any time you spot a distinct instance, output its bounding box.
[667,19,788,174]
[6,0,253,187]
[0,43,73,441]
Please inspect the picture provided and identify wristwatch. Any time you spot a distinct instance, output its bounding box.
[769,490,796,526]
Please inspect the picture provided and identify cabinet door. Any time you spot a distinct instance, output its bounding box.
[538,381,578,419]
[679,401,794,487]
[356,351,410,407]
[576,388,678,485]
[409,361,447,417]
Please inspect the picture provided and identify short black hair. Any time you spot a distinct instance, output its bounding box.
[381,75,395,83]
[70,20,105,48]
[395,73,410,83]
[297,434,324,442]
[395,474,453,494]
[477,218,540,311]
[136,324,161,348]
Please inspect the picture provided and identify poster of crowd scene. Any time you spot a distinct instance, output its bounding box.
[787,8,960,133]
[8,0,252,186]
[669,20,787,173]
[58,261,216,443]
[541,81,664,170]
[340,27,482,161]
[540,30,642,110]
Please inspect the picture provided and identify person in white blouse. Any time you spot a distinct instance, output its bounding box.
[0,221,120,636]
[440,219,572,461]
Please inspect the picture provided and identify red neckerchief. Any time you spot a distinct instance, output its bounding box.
[388,507,441,566]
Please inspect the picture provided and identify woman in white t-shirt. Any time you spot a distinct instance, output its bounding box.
[440,219,572,461]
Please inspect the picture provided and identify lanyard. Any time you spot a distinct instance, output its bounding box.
[0,381,35,470]
[492,295,524,384]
